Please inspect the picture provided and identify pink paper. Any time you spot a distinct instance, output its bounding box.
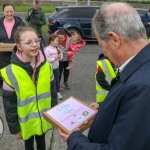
[47,97,95,131]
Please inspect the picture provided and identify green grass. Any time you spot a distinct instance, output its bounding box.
[0,5,55,13]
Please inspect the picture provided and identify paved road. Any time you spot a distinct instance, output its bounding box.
[0,42,102,150]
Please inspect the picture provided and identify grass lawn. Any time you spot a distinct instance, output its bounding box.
[0,5,55,13]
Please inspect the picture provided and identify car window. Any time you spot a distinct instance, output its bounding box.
[55,8,77,18]
[54,7,99,18]
[136,9,147,17]
[76,8,99,18]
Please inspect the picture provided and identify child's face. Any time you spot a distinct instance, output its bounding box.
[71,34,81,44]
[17,31,40,61]
[50,37,59,47]
[57,34,66,44]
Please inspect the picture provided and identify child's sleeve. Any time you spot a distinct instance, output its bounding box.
[49,65,58,107]
[96,65,111,91]
[44,47,56,63]
[50,79,58,107]
[70,39,86,53]
[2,86,21,134]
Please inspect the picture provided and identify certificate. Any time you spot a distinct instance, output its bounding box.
[43,96,98,134]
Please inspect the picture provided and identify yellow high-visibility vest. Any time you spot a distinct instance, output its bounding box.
[95,59,117,102]
[1,62,53,140]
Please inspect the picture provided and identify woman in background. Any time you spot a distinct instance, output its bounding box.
[55,29,71,90]
[0,2,25,70]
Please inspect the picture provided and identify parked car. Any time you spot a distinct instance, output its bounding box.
[135,8,147,18]
[48,6,147,41]
[48,6,100,41]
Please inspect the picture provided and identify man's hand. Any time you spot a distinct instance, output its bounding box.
[89,102,100,110]
[58,129,70,142]
[15,132,22,140]
[58,128,80,142]
[29,11,33,16]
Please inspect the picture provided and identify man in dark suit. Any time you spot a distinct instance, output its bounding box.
[58,2,150,150]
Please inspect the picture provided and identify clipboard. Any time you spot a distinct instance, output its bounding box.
[0,43,16,52]
[43,96,98,134]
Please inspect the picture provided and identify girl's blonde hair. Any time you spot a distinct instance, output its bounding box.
[14,27,37,44]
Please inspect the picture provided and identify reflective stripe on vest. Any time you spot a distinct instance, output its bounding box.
[95,59,117,102]
[19,108,48,123]
[1,62,52,140]
[101,60,111,84]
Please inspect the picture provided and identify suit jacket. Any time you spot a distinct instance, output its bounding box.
[67,43,150,150]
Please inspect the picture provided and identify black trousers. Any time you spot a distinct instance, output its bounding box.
[59,61,70,83]
[24,134,45,150]
[38,34,46,50]
[145,26,150,39]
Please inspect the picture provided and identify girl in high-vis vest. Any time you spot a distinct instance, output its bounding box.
[0,27,57,150]
[95,54,117,102]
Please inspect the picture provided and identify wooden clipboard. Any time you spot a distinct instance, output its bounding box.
[0,43,16,52]
[43,96,98,134]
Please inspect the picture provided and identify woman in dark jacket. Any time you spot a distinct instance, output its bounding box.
[0,3,25,70]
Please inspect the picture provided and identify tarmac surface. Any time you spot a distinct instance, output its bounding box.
[0,42,101,150]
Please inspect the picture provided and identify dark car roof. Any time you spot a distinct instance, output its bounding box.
[135,8,147,17]
[55,6,100,11]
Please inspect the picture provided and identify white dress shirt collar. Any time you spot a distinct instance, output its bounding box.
[119,55,136,72]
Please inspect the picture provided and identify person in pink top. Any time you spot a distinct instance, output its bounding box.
[66,31,86,70]
[0,2,25,86]
[44,34,63,100]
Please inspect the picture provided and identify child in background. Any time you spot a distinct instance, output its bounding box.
[0,27,57,150]
[66,31,86,69]
[44,34,63,100]
[95,53,117,102]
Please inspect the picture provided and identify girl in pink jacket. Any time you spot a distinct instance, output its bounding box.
[66,32,86,69]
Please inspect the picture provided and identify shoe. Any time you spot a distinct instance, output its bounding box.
[63,82,70,89]
[59,87,63,92]
[66,62,73,70]
[57,92,63,100]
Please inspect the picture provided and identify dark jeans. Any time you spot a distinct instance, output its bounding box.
[53,68,60,92]
[38,34,46,50]
[59,61,70,83]
[24,134,45,150]
[145,26,150,39]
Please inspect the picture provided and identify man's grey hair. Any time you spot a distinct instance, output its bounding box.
[92,3,147,42]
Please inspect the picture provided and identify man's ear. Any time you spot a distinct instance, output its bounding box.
[108,32,121,48]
